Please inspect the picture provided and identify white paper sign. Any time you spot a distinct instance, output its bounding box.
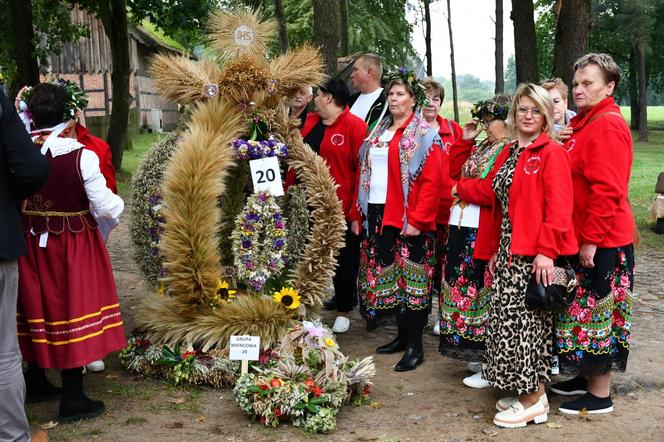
[249,157,284,196]
[448,202,481,229]
[229,335,260,361]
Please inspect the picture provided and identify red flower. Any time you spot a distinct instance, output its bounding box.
[612,309,625,327]
[614,287,627,302]
[466,286,477,299]
[586,296,596,308]
[572,326,582,336]
[362,385,371,396]
[270,378,284,388]
[457,297,471,312]
[311,386,324,398]
[578,308,592,324]
[273,407,282,417]
[303,379,315,387]
[181,351,196,359]
[258,384,270,391]
[451,312,460,321]
[567,301,581,318]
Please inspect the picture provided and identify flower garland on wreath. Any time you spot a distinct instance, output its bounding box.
[232,191,287,292]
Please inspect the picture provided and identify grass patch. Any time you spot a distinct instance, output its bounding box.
[630,131,664,251]
[125,416,148,425]
[117,131,166,196]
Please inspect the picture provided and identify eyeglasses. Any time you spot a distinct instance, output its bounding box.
[516,106,543,118]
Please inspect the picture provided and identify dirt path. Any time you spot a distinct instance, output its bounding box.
[32,207,664,441]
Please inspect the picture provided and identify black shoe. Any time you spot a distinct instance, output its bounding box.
[394,344,423,371]
[25,369,62,403]
[59,393,105,423]
[559,392,613,415]
[550,376,588,396]
[376,326,408,354]
[323,298,337,310]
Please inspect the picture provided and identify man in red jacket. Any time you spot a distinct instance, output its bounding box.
[299,79,368,333]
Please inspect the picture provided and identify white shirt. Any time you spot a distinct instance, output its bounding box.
[350,87,384,121]
[368,130,394,204]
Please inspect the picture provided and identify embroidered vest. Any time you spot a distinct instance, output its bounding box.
[22,147,97,234]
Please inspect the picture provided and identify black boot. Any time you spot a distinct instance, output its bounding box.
[25,362,62,403]
[395,325,424,371]
[376,325,408,354]
[59,367,105,424]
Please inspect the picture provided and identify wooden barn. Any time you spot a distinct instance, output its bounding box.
[45,7,188,137]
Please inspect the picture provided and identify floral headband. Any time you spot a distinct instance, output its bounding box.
[470,99,510,121]
[21,78,89,121]
[384,66,428,107]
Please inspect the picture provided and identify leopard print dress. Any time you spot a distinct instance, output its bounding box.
[482,143,553,395]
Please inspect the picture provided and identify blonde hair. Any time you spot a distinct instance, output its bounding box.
[539,77,568,101]
[508,83,556,140]
[421,77,445,102]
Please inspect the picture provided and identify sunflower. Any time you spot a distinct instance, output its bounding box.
[273,287,301,310]
[216,279,237,301]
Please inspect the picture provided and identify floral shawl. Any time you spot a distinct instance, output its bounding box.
[461,137,509,179]
[357,113,441,230]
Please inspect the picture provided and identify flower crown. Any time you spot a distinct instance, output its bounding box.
[21,78,89,121]
[383,66,428,107]
[470,99,510,121]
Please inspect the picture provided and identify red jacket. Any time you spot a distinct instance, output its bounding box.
[564,97,634,248]
[448,137,508,260]
[297,108,367,223]
[435,115,463,226]
[76,123,117,194]
[381,114,441,233]
[490,132,578,259]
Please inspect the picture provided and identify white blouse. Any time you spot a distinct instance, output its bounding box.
[368,130,394,204]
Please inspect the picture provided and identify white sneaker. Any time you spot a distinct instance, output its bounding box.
[462,372,490,389]
[467,361,482,373]
[493,394,549,428]
[496,396,518,411]
[332,316,350,333]
[432,321,440,335]
[84,360,105,373]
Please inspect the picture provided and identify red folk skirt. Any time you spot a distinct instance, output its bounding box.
[17,228,126,369]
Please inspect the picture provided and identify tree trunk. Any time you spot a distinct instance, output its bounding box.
[447,0,459,121]
[339,0,349,56]
[424,0,432,76]
[553,0,591,105]
[99,0,131,170]
[637,38,648,142]
[313,0,340,76]
[629,47,640,130]
[511,0,539,84]
[495,0,504,94]
[274,0,289,53]
[8,0,40,98]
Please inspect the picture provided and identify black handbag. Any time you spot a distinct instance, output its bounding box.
[525,265,578,311]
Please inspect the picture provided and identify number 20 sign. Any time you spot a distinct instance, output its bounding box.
[249,156,284,196]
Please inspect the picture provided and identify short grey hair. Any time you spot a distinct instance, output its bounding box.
[573,53,620,94]
[358,53,383,80]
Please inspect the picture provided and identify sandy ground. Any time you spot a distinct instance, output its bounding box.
[30,206,664,442]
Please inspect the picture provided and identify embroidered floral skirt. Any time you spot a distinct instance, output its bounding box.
[438,225,491,360]
[358,204,435,322]
[555,245,634,376]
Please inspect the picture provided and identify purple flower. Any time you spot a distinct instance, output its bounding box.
[246,261,255,270]
[274,239,284,248]
[242,240,252,248]
[275,220,285,229]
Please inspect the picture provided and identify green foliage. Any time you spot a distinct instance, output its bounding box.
[0,0,88,86]
[534,0,556,79]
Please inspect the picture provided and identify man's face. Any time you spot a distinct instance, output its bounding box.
[350,59,370,90]
[291,87,313,109]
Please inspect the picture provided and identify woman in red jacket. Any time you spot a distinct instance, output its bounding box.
[484,84,577,428]
[551,53,635,415]
[298,79,367,334]
[357,71,441,372]
[437,96,510,388]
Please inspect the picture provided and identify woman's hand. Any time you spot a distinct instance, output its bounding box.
[462,120,482,141]
[401,223,421,237]
[350,220,361,236]
[14,86,30,112]
[579,243,597,268]
[489,253,497,275]
[532,253,554,286]
[558,126,573,141]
